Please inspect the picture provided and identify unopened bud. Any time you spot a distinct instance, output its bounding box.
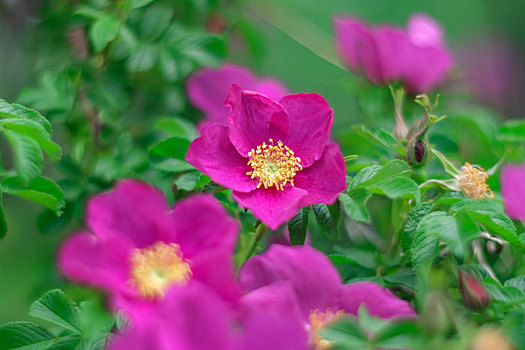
[406,137,431,167]
[458,270,490,311]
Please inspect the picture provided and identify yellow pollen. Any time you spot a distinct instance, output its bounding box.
[458,163,494,200]
[130,241,192,299]
[308,309,345,350]
[246,139,302,191]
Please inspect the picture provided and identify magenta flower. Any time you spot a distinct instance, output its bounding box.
[501,162,525,220]
[185,85,346,229]
[187,63,289,127]
[334,13,452,92]
[58,180,240,323]
[240,245,416,348]
[110,282,308,350]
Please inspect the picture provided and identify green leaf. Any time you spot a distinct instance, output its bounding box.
[452,199,521,247]
[416,211,464,256]
[29,290,81,333]
[498,120,525,143]
[0,322,55,350]
[130,0,155,9]
[2,118,61,161]
[154,118,187,138]
[46,335,81,350]
[0,99,52,134]
[179,34,226,67]
[174,172,201,191]
[339,188,371,223]
[312,202,340,240]
[356,159,411,188]
[90,17,120,52]
[140,5,172,40]
[368,176,420,203]
[1,176,65,214]
[4,130,44,182]
[411,213,440,268]
[127,44,159,72]
[320,318,368,349]
[504,276,525,292]
[401,202,433,253]
[149,137,190,160]
[288,206,310,245]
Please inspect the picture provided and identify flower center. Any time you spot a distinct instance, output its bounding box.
[130,241,192,299]
[246,139,303,191]
[308,309,345,350]
[458,163,494,200]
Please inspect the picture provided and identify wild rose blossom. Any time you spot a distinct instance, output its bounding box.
[58,180,240,324]
[187,63,289,127]
[501,162,525,220]
[186,85,346,229]
[110,282,309,350]
[240,245,416,349]
[334,13,452,92]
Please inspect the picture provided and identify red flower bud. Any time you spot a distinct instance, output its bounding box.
[458,270,490,311]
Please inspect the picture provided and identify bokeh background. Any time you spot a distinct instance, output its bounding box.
[1,0,524,323]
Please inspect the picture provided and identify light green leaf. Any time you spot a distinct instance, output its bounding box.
[174,172,201,191]
[29,290,81,333]
[2,118,61,161]
[90,17,120,52]
[4,130,44,182]
[1,176,65,214]
[149,137,190,160]
[127,44,159,72]
[339,188,371,223]
[368,176,420,203]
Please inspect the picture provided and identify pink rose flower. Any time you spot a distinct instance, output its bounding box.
[110,282,309,350]
[187,63,289,127]
[501,162,525,220]
[334,13,452,93]
[240,245,416,348]
[186,85,346,229]
[58,180,240,324]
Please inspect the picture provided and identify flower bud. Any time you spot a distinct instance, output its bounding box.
[458,270,490,311]
[406,136,431,167]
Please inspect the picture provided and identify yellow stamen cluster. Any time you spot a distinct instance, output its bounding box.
[458,163,494,200]
[308,308,345,350]
[130,241,192,299]
[246,139,302,191]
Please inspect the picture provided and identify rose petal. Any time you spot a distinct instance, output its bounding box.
[226,85,289,157]
[501,163,525,220]
[294,143,346,207]
[335,281,416,319]
[406,13,445,49]
[240,245,341,318]
[232,187,307,230]
[171,194,239,257]
[85,180,173,248]
[186,123,257,193]
[279,93,333,167]
[58,231,133,295]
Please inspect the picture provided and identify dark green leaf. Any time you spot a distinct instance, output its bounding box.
[313,202,340,240]
[149,137,190,160]
[0,322,54,350]
[288,206,310,245]
[401,202,433,253]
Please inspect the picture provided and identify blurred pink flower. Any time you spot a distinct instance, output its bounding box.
[186,85,346,229]
[241,245,416,348]
[334,13,452,92]
[110,282,309,350]
[58,180,240,324]
[187,63,289,127]
[501,162,525,221]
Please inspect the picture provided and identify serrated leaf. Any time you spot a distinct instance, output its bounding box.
[1,176,65,214]
[357,160,411,188]
[339,188,371,223]
[149,137,190,159]
[400,202,433,253]
[47,335,81,350]
[416,211,464,256]
[0,99,52,133]
[313,202,340,240]
[288,206,309,245]
[29,290,81,333]
[5,130,44,182]
[1,118,61,161]
[452,199,521,247]
[90,17,120,52]
[504,276,525,292]
[411,213,440,268]
[0,322,55,350]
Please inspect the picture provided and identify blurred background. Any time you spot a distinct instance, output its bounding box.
[1,0,524,323]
